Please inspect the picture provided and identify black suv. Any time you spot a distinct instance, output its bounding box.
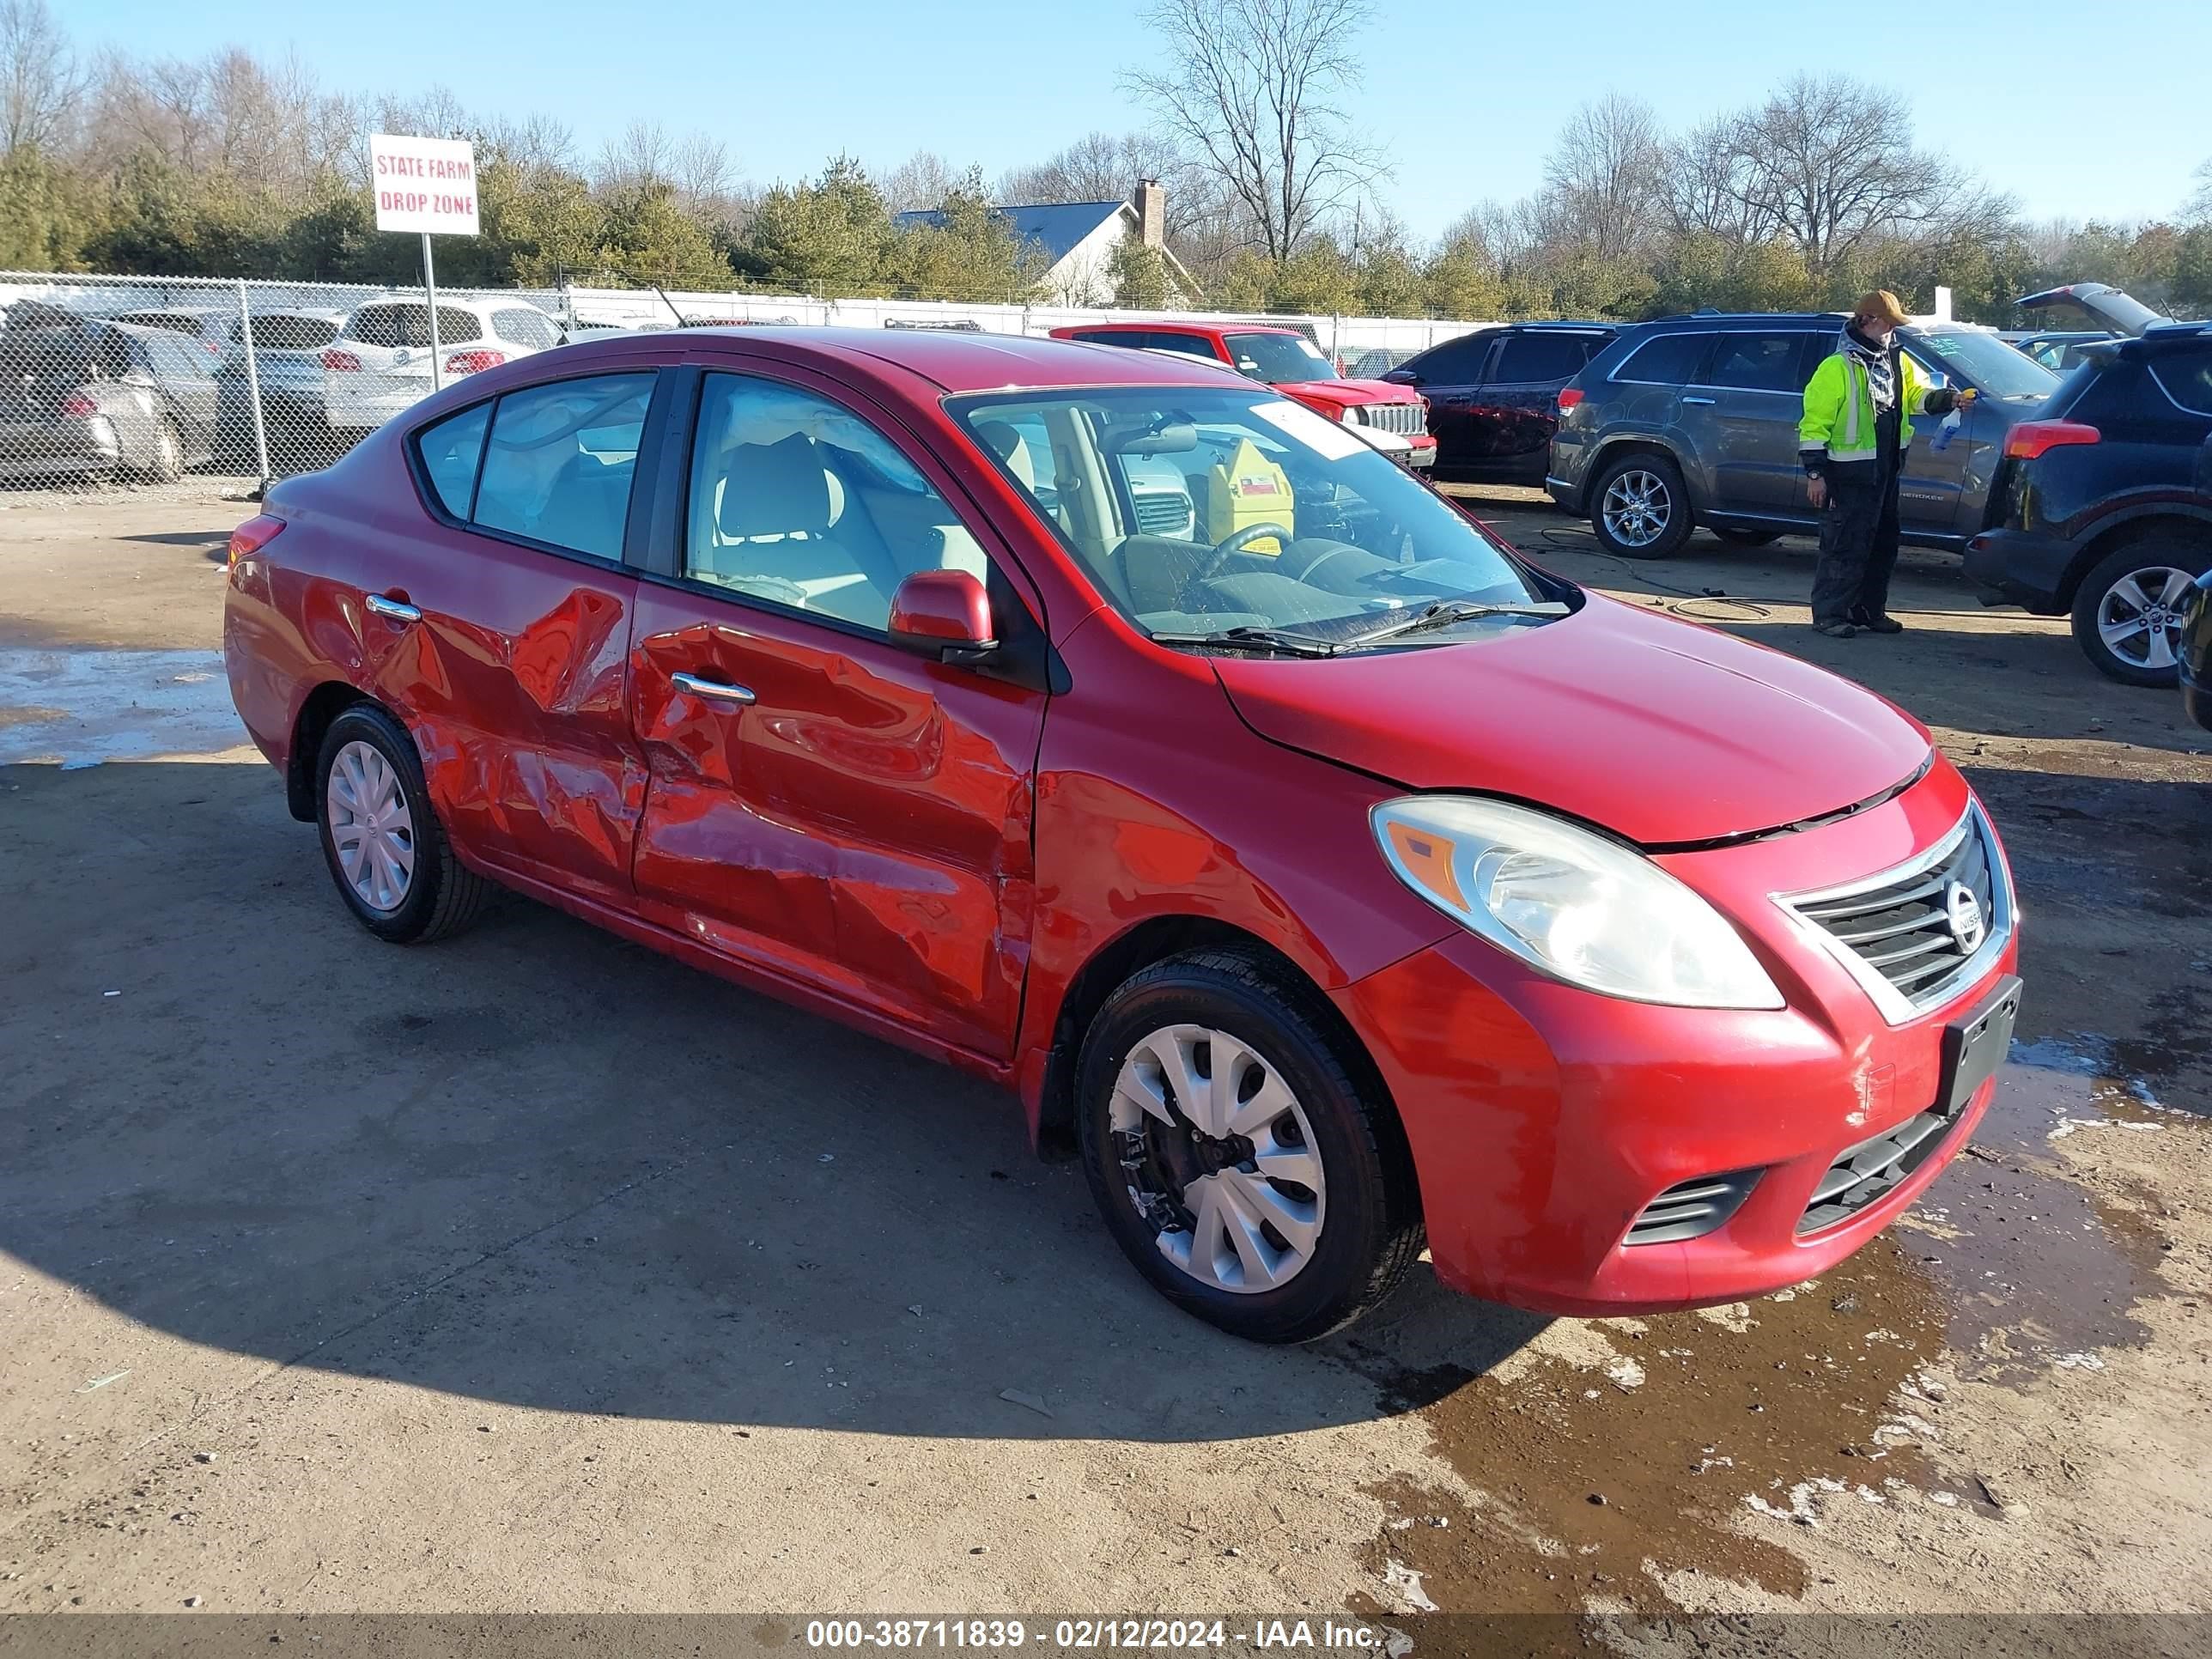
[1383,322,1615,484]
[1966,323,2212,685]
[1547,313,2057,560]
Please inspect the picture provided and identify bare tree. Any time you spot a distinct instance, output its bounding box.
[880,149,959,213]
[1539,94,1666,261]
[2186,157,2212,224]
[0,0,81,157]
[1125,0,1382,262]
[482,111,578,175]
[1725,75,2006,275]
[1661,114,1778,244]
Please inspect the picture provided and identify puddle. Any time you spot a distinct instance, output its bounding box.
[0,648,245,766]
[1349,1036,2195,1613]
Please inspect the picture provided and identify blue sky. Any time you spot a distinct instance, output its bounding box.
[69,0,2212,242]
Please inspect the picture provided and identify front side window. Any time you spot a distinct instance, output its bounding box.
[1705,331,1808,393]
[953,386,1562,649]
[1401,332,1494,384]
[684,374,988,631]
[471,373,653,558]
[1612,331,1712,387]
[1223,331,1336,384]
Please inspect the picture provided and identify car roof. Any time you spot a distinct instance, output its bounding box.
[1637,311,1846,330]
[667,325,1249,392]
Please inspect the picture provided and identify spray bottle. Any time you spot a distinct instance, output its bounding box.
[1929,387,1978,453]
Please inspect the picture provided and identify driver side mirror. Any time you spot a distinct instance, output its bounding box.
[888,568,998,663]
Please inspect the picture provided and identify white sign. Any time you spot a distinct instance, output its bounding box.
[370,133,481,236]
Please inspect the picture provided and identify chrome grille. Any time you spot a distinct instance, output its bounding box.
[1779,805,2009,1024]
[1355,402,1426,436]
[1131,490,1194,536]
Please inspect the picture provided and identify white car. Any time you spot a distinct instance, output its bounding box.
[322,296,565,435]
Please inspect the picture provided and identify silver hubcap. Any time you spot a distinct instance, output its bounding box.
[326,739,416,912]
[2098,566,2197,671]
[1109,1024,1325,1294]
[1602,470,1672,548]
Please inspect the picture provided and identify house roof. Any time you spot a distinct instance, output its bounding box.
[893,200,1126,266]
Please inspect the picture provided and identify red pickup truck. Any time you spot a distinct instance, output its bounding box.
[1048,320,1437,468]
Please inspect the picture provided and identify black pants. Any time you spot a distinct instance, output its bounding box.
[1809,461,1901,626]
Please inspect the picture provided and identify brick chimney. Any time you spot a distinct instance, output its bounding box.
[1133,178,1165,250]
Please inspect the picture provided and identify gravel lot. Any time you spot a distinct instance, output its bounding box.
[2,482,2207,1629]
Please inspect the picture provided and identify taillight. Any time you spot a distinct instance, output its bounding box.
[2004,420,2100,460]
[1557,386,1585,415]
[58,392,98,418]
[321,349,362,372]
[228,514,285,568]
[445,349,506,374]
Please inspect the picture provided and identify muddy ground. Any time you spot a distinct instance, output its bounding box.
[2,483,2208,1632]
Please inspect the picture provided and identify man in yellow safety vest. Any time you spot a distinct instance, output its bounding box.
[1798,290,1975,638]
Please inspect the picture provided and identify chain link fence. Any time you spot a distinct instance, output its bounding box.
[0,269,1484,498]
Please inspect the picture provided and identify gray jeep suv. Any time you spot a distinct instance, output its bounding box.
[1547,313,2059,559]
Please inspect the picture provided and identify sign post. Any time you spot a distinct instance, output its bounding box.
[369,132,482,397]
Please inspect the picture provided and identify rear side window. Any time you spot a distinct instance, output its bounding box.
[1147,331,1224,361]
[471,373,654,559]
[1492,333,1601,385]
[492,309,561,349]
[1705,331,1809,393]
[2151,347,2212,417]
[348,304,486,349]
[1613,331,1712,387]
[416,403,491,517]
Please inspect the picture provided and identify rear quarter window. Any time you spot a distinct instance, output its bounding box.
[2150,348,2212,417]
[415,402,491,518]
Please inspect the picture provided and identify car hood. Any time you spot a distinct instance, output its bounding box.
[1212,595,1932,847]
[1276,377,1419,407]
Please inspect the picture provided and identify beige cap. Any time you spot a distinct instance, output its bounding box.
[1856,290,1910,326]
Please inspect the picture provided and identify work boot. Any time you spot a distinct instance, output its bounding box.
[1852,609,1905,635]
[1814,620,1857,639]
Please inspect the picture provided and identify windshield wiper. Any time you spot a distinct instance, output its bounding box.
[1342,599,1569,649]
[1147,625,1341,658]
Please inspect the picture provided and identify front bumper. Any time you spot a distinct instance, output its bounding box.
[1965,526,2076,613]
[1333,765,2022,1315]
[2184,664,2212,733]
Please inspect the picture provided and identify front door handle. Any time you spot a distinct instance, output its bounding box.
[672,672,757,706]
[365,593,421,622]
[1680,395,1717,405]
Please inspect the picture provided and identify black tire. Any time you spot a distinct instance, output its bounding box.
[1712,526,1781,547]
[140,417,185,484]
[313,703,491,944]
[1074,949,1424,1344]
[2069,538,2210,687]
[1588,451,1693,560]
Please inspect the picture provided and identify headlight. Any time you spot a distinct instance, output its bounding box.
[1338,405,1363,427]
[1371,796,1784,1009]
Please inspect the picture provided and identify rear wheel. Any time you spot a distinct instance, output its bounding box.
[314,704,491,943]
[1590,453,1693,560]
[139,418,184,484]
[1075,951,1423,1343]
[2070,538,2210,686]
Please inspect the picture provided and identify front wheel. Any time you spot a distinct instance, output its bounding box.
[138,418,185,484]
[1589,453,1693,560]
[2070,539,2211,687]
[1075,951,1423,1343]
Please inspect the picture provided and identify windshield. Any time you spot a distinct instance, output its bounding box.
[1907,328,2060,404]
[952,386,1564,651]
[1223,331,1338,385]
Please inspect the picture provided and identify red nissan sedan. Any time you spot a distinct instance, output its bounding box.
[222,327,2021,1343]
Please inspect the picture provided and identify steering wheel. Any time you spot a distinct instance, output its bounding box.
[1191,522,1295,584]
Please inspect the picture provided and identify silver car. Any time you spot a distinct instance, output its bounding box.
[1546,313,2060,560]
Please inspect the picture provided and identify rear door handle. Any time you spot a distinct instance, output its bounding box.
[1680,395,1717,405]
[672,672,757,706]
[365,593,421,622]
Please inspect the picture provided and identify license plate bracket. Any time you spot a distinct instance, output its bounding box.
[1940,974,2022,1116]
